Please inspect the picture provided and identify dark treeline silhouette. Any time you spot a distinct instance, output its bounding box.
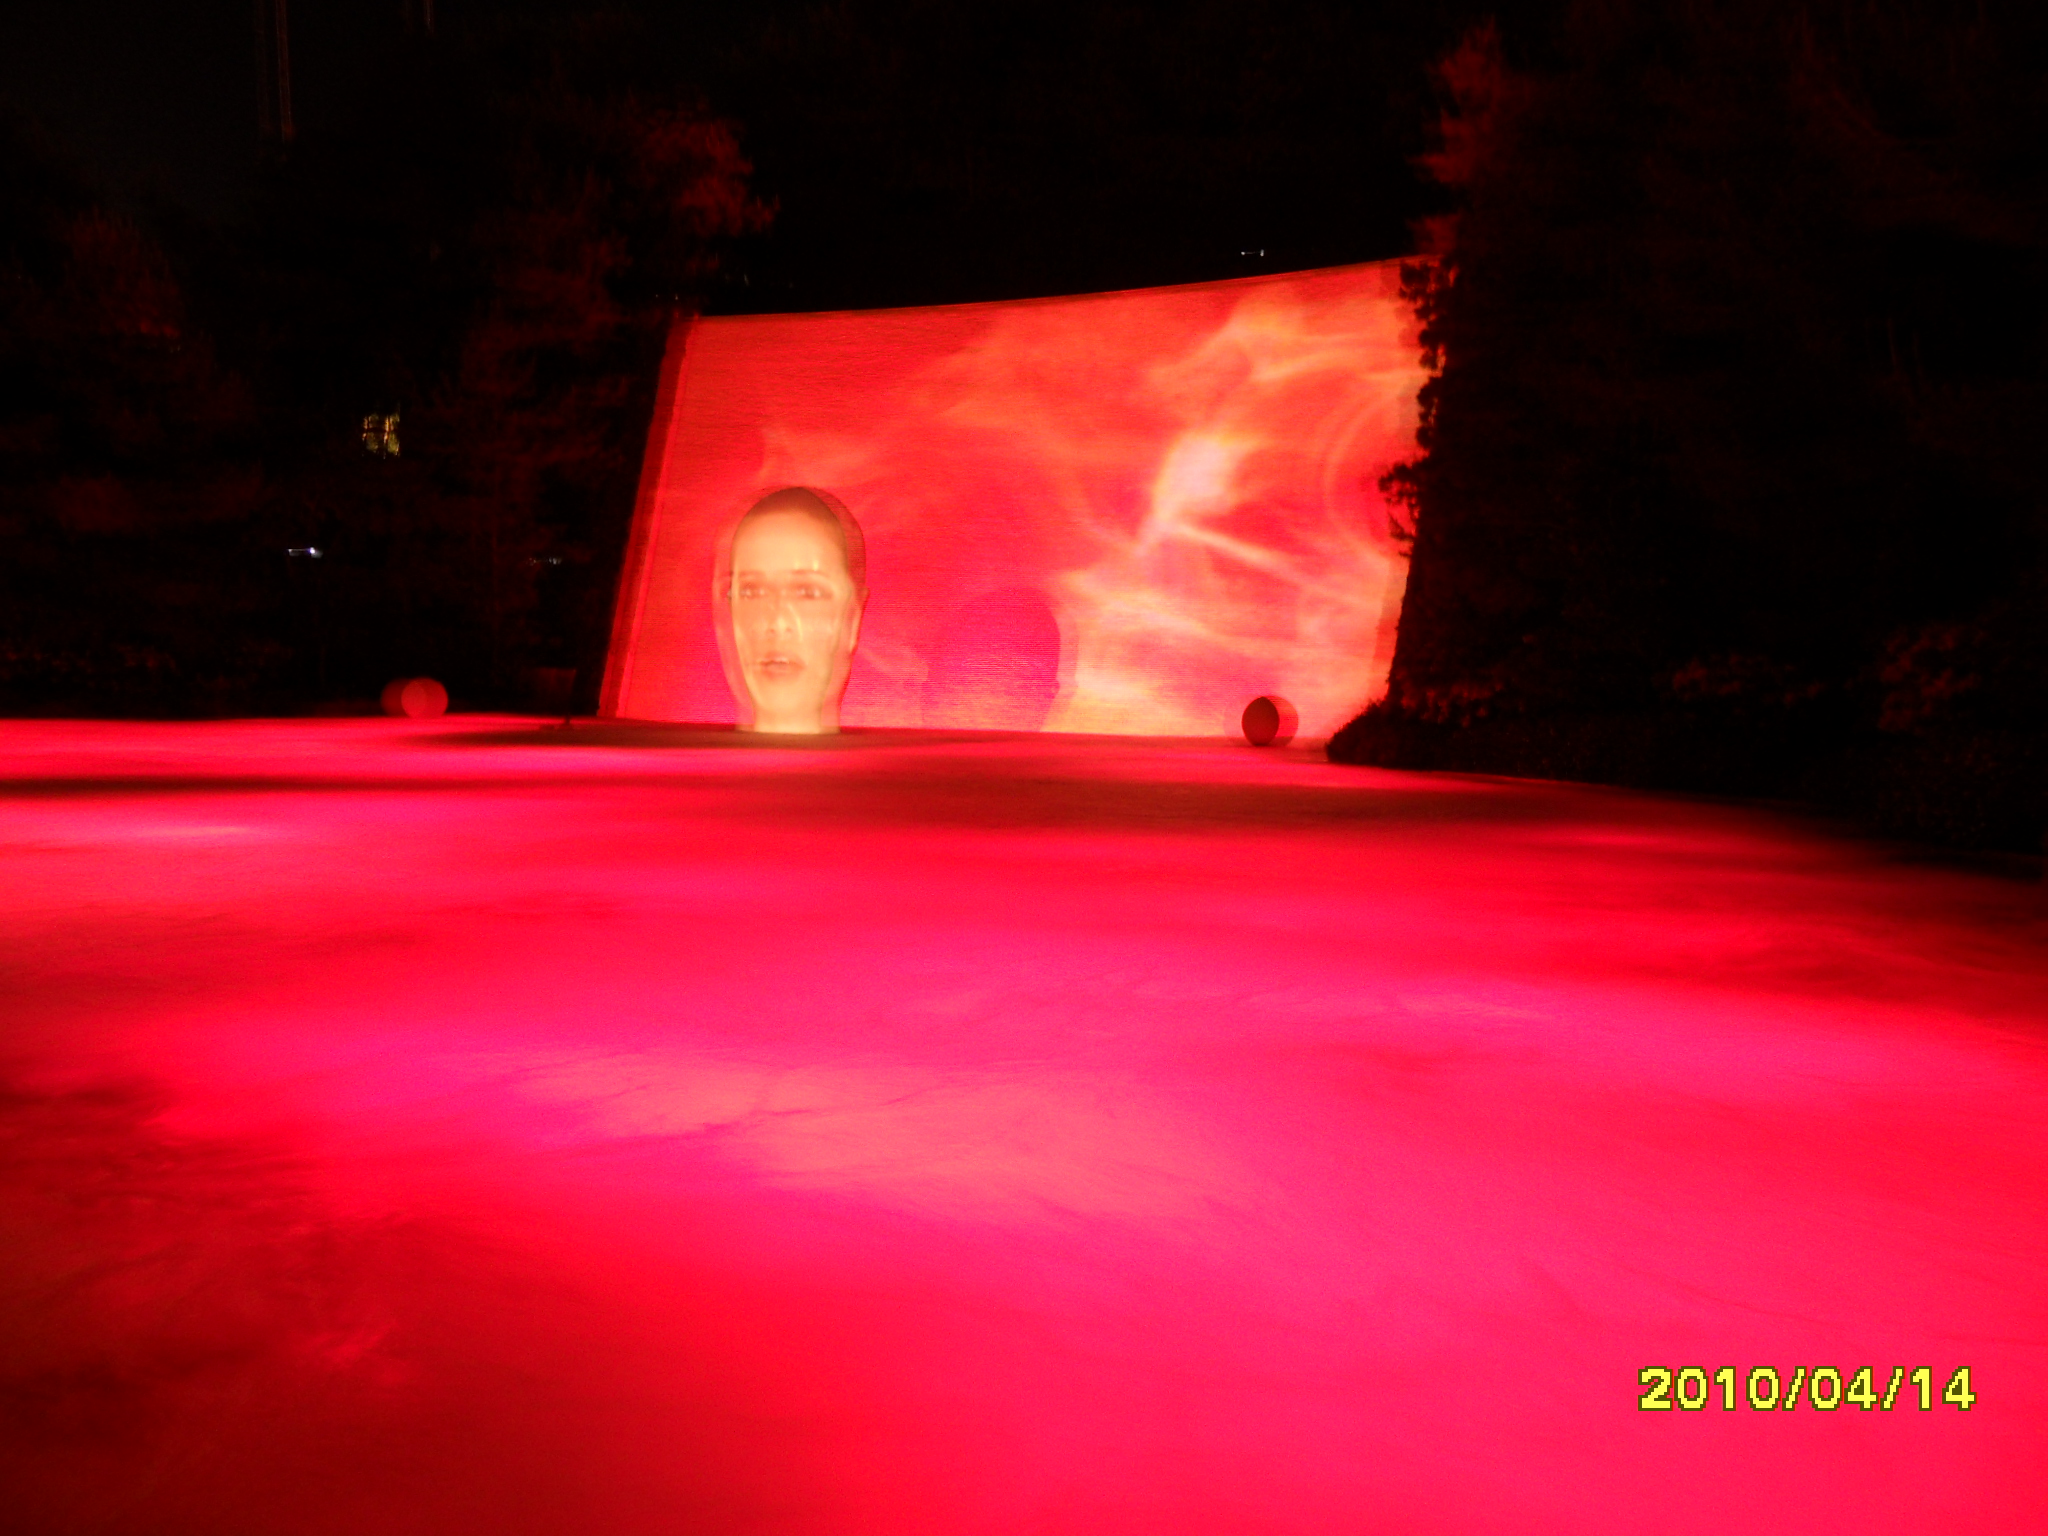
[1,107,267,714]
[1335,0,2048,852]
[2,5,764,717]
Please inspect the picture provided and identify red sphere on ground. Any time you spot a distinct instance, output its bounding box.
[400,678,448,719]
[1241,695,1297,747]
[384,678,448,719]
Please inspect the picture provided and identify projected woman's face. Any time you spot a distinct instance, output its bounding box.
[727,510,863,733]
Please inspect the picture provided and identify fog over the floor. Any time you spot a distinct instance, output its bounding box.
[4,721,2042,1533]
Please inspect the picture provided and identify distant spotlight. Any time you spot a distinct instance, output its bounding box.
[381,677,448,719]
[286,546,322,558]
[1241,695,1297,747]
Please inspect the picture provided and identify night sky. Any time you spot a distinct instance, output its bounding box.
[3,0,1504,308]
[6,1,257,216]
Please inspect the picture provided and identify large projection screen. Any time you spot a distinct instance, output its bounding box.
[602,261,1426,738]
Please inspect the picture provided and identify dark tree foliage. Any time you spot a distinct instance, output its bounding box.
[0,110,268,712]
[1336,0,2048,851]
[1,6,764,715]
[223,5,767,710]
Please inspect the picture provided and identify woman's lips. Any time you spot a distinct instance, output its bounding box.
[755,655,803,677]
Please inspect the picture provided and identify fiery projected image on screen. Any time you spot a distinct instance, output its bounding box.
[604,262,1426,738]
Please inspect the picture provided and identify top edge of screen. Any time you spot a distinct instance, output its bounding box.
[697,256,1427,324]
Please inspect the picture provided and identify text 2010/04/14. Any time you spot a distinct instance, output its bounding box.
[1639,1366,1975,1412]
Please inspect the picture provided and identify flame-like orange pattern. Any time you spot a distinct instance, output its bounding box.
[605,262,1427,737]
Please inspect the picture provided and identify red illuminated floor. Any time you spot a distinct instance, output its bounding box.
[4,719,2045,1534]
